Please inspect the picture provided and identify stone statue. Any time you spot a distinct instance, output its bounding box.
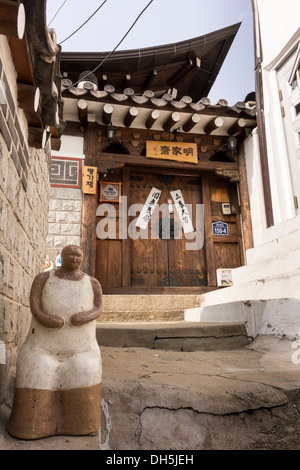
[7,245,102,440]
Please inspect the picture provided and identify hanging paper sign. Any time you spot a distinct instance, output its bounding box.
[146,141,198,164]
[82,166,97,194]
[212,221,228,235]
[170,190,194,233]
[135,187,161,230]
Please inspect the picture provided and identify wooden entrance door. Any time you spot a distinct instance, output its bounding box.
[129,171,207,287]
[95,169,244,291]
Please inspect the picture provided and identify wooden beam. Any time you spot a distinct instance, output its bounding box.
[228,118,247,136]
[238,146,254,252]
[204,117,224,135]
[123,74,131,89]
[162,111,181,131]
[81,123,99,276]
[123,107,138,127]
[143,69,158,90]
[145,109,160,129]
[50,137,61,151]
[182,114,200,132]
[28,127,47,149]
[17,83,40,113]
[202,176,217,286]
[167,57,201,89]
[102,103,113,125]
[0,0,25,39]
[97,152,239,174]
[121,168,131,287]
[77,98,88,125]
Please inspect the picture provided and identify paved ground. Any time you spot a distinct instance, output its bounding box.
[1,334,300,450]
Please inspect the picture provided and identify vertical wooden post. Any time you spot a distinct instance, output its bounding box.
[121,168,130,286]
[202,176,217,286]
[238,146,254,254]
[81,122,99,276]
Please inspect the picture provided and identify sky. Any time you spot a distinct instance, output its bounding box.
[46,0,255,106]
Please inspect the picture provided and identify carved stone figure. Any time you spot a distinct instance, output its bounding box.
[7,245,102,440]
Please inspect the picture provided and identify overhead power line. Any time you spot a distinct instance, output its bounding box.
[48,0,67,26]
[59,0,109,45]
[65,0,155,90]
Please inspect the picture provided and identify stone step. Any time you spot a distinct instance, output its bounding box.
[99,294,204,323]
[96,321,251,351]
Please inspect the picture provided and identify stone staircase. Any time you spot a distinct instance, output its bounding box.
[98,294,204,323]
[96,294,251,351]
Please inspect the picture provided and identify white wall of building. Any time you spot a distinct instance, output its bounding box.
[185,2,300,340]
[256,0,300,227]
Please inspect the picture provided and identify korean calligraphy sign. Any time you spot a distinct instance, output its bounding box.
[170,190,194,233]
[135,187,161,230]
[146,141,198,164]
[82,166,97,194]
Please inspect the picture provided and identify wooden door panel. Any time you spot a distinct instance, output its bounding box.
[210,178,244,273]
[95,239,122,286]
[129,171,206,287]
[214,242,242,270]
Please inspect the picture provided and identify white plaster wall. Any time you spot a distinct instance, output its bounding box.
[51,134,84,158]
[257,0,300,67]
[256,1,300,227]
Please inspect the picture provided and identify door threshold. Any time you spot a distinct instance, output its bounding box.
[102,286,219,295]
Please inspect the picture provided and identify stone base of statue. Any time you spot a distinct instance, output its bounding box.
[7,246,102,440]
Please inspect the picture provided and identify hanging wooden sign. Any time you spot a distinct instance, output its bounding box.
[146,141,198,164]
[82,166,97,194]
[99,181,122,203]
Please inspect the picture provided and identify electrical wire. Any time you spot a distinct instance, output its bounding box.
[59,0,109,45]
[64,0,155,90]
[48,0,67,27]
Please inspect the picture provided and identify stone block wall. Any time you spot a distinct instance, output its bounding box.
[0,56,51,405]
[46,186,82,264]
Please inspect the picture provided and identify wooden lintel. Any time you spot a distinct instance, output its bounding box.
[17,83,40,113]
[97,152,239,174]
[228,118,247,136]
[123,107,138,127]
[102,103,113,125]
[77,98,88,125]
[182,113,200,132]
[0,0,25,39]
[145,109,160,129]
[204,117,224,135]
[163,111,181,131]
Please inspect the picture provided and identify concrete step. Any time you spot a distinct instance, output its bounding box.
[99,294,204,323]
[96,321,251,351]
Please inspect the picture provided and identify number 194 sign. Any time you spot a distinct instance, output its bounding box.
[212,220,228,235]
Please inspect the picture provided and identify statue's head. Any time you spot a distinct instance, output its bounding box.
[60,245,83,271]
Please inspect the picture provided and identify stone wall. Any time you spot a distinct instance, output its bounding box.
[46,186,82,264]
[0,43,51,406]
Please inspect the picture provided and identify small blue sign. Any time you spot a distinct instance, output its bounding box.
[212,221,228,235]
